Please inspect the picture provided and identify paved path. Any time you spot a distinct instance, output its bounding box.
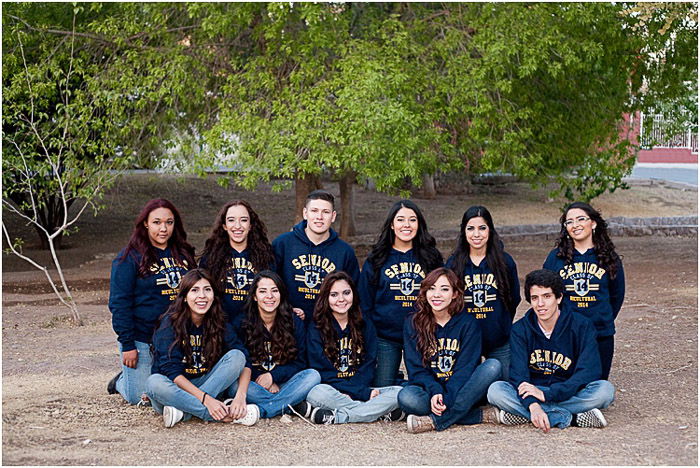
[629,162,697,186]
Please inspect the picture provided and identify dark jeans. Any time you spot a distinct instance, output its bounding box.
[397,359,501,431]
[597,335,614,380]
[373,338,404,387]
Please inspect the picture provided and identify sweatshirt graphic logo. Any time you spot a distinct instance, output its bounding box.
[463,273,498,316]
[292,254,336,291]
[183,332,208,375]
[152,257,189,298]
[430,337,460,380]
[336,335,360,378]
[559,262,604,307]
[255,341,276,372]
[529,348,572,375]
[385,261,425,298]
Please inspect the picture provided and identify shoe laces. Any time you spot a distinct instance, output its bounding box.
[286,404,316,427]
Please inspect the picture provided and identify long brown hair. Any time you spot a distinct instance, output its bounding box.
[313,271,365,365]
[164,269,226,369]
[242,271,298,366]
[412,268,465,366]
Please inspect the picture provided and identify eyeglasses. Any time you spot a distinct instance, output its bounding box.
[563,216,591,227]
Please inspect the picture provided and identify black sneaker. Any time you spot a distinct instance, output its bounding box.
[310,407,336,425]
[288,400,313,419]
[575,408,607,428]
[107,371,122,395]
[380,407,406,422]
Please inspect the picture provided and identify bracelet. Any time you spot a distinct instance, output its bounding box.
[201,392,208,404]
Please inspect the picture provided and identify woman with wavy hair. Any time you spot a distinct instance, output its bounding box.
[398,268,502,433]
[543,202,625,380]
[303,271,403,424]
[146,269,259,428]
[235,271,320,418]
[108,198,195,405]
[358,199,443,387]
[446,205,520,380]
[199,200,275,323]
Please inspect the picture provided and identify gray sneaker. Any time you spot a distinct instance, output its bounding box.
[497,409,529,425]
[575,408,607,428]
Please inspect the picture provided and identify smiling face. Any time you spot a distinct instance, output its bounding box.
[254,277,281,315]
[426,274,458,315]
[144,207,175,249]
[465,216,489,252]
[528,285,562,326]
[328,279,354,323]
[186,278,214,321]
[391,207,418,247]
[564,208,597,246]
[303,199,336,237]
[223,204,251,250]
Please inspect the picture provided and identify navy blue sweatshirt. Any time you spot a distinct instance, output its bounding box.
[151,315,250,382]
[446,252,520,354]
[306,317,377,401]
[509,305,602,410]
[359,249,436,343]
[543,248,625,337]
[236,314,308,384]
[403,311,482,408]
[109,247,191,351]
[272,221,360,317]
[199,248,275,324]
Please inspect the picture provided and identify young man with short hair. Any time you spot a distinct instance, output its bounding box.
[486,269,614,432]
[272,190,360,320]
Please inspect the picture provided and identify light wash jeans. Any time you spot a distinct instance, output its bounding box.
[146,349,246,422]
[487,379,615,428]
[484,342,511,381]
[116,341,152,405]
[373,338,404,387]
[398,358,501,430]
[228,369,321,418]
[306,384,402,424]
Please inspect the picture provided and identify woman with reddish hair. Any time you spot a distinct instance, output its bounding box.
[399,268,502,433]
[107,198,195,405]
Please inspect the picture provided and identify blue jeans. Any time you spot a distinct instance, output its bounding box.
[306,384,401,424]
[487,380,615,428]
[229,369,321,418]
[398,359,501,430]
[146,349,246,422]
[373,338,404,387]
[484,342,511,381]
[116,341,152,405]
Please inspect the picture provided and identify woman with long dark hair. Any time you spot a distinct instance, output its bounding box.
[199,200,275,323]
[146,269,259,428]
[398,268,502,433]
[358,200,443,387]
[108,198,195,405]
[446,205,520,380]
[235,271,320,418]
[303,271,403,424]
[544,202,625,380]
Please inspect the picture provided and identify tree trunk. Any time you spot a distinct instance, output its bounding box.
[34,225,63,250]
[338,171,357,238]
[422,172,437,199]
[294,172,323,224]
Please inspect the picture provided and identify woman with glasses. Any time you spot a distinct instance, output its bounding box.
[543,202,625,379]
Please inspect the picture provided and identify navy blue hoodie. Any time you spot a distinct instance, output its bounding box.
[109,247,191,351]
[446,252,520,354]
[236,314,308,383]
[151,315,250,382]
[403,311,482,408]
[306,317,377,401]
[509,305,602,410]
[543,248,625,337]
[272,221,360,317]
[358,249,436,343]
[199,248,275,324]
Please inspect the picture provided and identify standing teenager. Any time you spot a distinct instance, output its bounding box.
[146,269,259,428]
[272,190,360,321]
[303,271,403,424]
[399,268,502,433]
[358,199,443,387]
[199,200,275,323]
[446,206,520,380]
[108,199,195,405]
[235,271,321,418]
[543,202,625,380]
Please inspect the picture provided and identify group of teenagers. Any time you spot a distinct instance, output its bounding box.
[108,189,624,434]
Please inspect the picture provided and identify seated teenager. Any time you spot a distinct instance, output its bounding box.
[303,271,403,424]
[487,269,615,432]
[233,271,321,418]
[398,267,502,433]
[146,269,259,428]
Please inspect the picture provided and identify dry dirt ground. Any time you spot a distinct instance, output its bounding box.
[2,174,698,465]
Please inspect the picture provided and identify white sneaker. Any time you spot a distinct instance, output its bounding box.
[163,406,184,428]
[233,404,260,426]
[575,408,607,428]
